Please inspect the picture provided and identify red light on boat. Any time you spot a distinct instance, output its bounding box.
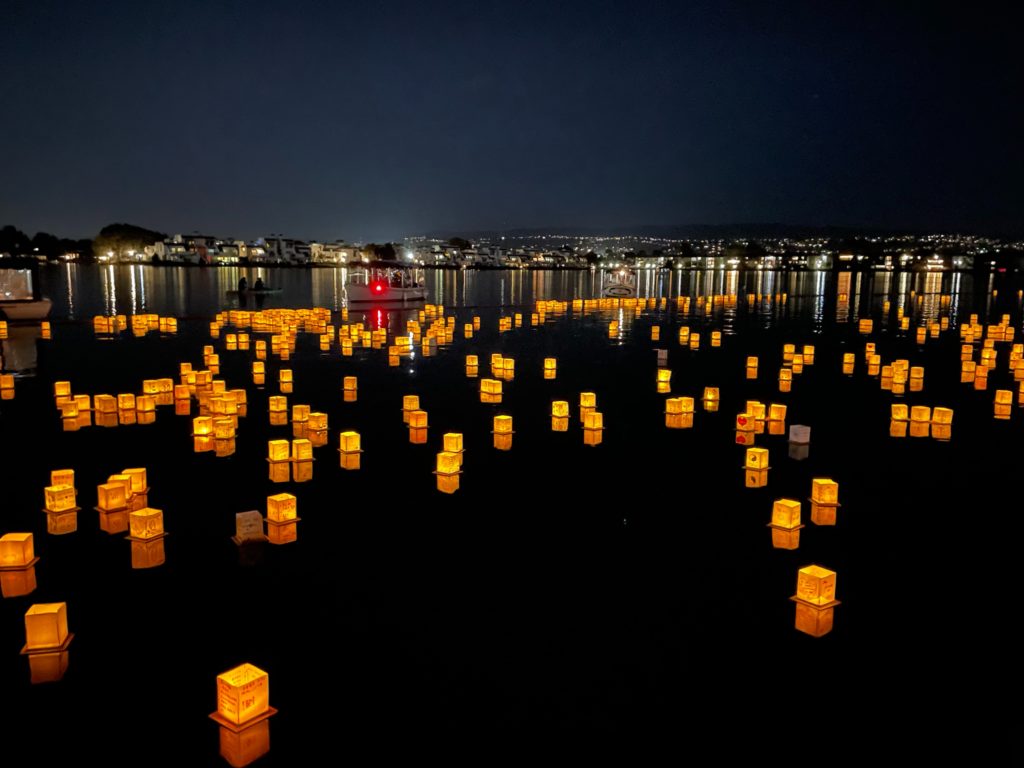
[372,281,385,294]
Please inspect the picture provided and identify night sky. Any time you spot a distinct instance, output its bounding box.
[2,1,1021,241]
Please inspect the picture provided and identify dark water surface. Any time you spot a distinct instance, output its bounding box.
[0,266,1015,760]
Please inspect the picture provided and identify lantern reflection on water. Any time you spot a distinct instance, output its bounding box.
[131,539,166,569]
[1,566,37,598]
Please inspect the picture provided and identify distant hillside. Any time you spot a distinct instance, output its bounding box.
[420,223,960,241]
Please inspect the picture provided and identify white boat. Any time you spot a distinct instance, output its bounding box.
[0,260,52,321]
[601,267,637,298]
[346,265,427,303]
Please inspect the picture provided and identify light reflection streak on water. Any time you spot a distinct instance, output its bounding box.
[721,270,739,335]
[949,272,961,327]
[65,263,75,319]
[812,271,826,331]
[129,265,138,314]
[875,272,892,327]
[103,264,116,315]
[851,273,862,322]
[897,272,910,318]
[918,272,943,324]
[139,265,146,312]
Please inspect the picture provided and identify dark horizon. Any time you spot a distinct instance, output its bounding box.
[3,1,1021,242]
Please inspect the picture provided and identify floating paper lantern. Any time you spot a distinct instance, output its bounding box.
[436,451,461,476]
[736,412,755,432]
[267,440,290,463]
[842,353,855,375]
[338,431,362,470]
[768,403,786,421]
[909,405,931,423]
[711,331,721,347]
[802,345,815,364]
[214,663,272,728]
[778,368,792,392]
[266,494,297,524]
[23,603,70,653]
[688,333,700,350]
[97,483,127,511]
[656,369,671,393]
[0,533,36,569]
[291,439,313,461]
[128,508,164,540]
[994,390,1013,420]
[771,499,801,529]
[795,565,837,606]
[213,418,236,440]
[745,447,769,469]
[651,326,660,341]
[117,393,136,411]
[858,319,873,334]
[810,478,839,505]
[932,407,953,424]
[891,404,908,421]
[308,412,327,431]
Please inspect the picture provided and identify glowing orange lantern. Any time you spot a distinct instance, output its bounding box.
[212,663,273,729]
[96,483,127,512]
[995,389,1013,420]
[266,494,297,524]
[810,478,839,505]
[268,440,290,462]
[23,602,71,653]
[128,508,165,540]
[0,533,36,569]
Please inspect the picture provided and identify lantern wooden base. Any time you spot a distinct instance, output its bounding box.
[21,632,74,656]
[209,706,278,733]
[0,557,40,572]
[125,532,168,543]
[231,534,268,546]
[94,505,128,514]
[42,506,81,515]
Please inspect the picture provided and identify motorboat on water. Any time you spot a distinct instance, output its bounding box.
[0,258,52,321]
[346,265,427,304]
[600,267,637,298]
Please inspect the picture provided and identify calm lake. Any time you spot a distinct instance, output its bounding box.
[0,265,1013,761]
